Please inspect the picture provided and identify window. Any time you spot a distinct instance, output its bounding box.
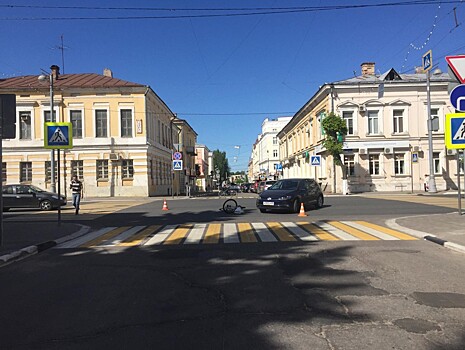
[273,137,277,145]
[393,109,404,133]
[273,149,278,157]
[344,155,355,176]
[122,160,134,179]
[394,153,405,175]
[71,160,84,179]
[20,162,32,182]
[157,120,161,143]
[96,160,109,180]
[95,109,107,137]
[433,152,441,174]
[45,161,58,182]
[44,110,56,123]
[318,112,326,135]
[120,109,132,137]
[70,110,82,138]
[19,111,31,140]
[2,162,6,183]
[431,108,439,132]
[368,110,379,134]
[342,111,354,135]
[369,154,380,175]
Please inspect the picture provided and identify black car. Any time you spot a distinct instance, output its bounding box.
[2,184,67,211]
[256,178,324,213]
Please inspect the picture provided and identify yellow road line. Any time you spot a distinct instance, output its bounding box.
[81,226,131,248]
[203,223,221,244]
[355,221,417,240]
[237,223,257,243]
[328,221,379,241]
[267,222,296,241]
[119,225,162,247]
[164,224,193,245]
[297,222,339,241]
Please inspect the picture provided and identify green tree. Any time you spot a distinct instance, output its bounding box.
[321,112,348,180]
[212,149,230,181]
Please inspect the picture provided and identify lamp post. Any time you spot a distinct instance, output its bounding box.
[38,68,56,193]
[426,69,438,193]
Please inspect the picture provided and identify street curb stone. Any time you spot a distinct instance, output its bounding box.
[0,224,91,268]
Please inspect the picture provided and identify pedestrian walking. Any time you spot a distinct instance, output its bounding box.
[70,175,83,214]
[186,182,191,197]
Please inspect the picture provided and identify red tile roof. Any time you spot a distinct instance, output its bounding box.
[0,73,145,90]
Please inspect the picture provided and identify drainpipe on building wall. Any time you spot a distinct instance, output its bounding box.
[330,84,338,194]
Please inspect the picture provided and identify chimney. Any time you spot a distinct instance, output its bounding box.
[50,65,60,80]
[103,68,113,78]
[361,62,375,76]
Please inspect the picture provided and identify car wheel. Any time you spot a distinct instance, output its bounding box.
[292,199,300,213]
[40,200,53,211]
[316,195,324,209]
[259,209,267,213]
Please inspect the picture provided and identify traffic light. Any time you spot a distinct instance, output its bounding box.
[0,94,16,139]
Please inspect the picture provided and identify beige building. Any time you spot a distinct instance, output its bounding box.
[278,62,461,193]
[195,144,213,192]
[0,65,177,197]
[172,119,197,195]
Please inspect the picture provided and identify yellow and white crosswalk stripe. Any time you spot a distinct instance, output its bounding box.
[57,221,418,249]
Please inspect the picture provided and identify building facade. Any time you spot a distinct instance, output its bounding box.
[172,119,198,195]
[0,65,177,197]
[195,144,213,192]
[278,62,462,193]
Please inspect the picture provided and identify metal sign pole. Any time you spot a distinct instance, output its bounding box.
[0,98,3,247]
[57,149,61,225]
[458,151,462,214]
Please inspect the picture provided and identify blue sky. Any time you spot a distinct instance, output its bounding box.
[1,1,464,172]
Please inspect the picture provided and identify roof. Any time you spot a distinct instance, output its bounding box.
[333,69,451,85]
[0,73,145,90]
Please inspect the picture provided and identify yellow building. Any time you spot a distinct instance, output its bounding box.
[0,65,176,197]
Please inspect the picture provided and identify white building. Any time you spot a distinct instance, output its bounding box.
[249,117,291,182]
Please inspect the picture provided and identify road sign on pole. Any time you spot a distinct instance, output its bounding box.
[423,50,433,72]
[446,54,465,83]
[310,155,321,166]
[173,160,183,171]
[173,151,182,160]
[445,113,465,149]
[44,122,73,149]
[450,85,465,112]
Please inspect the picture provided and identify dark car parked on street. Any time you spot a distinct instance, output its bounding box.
[2,184,67,211]
[256,178,324,213]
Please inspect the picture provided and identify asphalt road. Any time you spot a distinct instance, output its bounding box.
[1,195,464,349]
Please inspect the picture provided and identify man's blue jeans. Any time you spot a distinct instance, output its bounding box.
[72,193,81,210]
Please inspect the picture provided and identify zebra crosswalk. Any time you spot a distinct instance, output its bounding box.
[57,221,418,249]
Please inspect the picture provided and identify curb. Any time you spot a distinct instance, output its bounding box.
[0,224,91,268]
[386,216,465,255]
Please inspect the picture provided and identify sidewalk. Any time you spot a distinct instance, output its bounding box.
[0,221,88,266]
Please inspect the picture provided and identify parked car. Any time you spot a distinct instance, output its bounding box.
[241,183,252,192]
[2,184,67,211]
[258,180,276,194]
[256,178,324,213]
[227,183,241,193]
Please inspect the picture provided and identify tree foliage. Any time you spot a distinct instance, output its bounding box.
[321,112,348,175]
[212,149,230,181]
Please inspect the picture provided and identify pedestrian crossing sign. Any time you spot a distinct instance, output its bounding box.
[445,113,465,149]
[310,155,321,166]
[173,160,183,171]
[44,122,73,149]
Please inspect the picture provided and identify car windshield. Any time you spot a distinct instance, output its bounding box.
[269,180,299,190]
[29,185,45,192]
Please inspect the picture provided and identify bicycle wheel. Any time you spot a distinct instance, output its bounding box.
[223,199,238,214]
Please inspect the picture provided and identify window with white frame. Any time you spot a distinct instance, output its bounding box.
[120,109,133,137]
[71,160,83,179]
[394,153,405,175]
[273,137,277,145]
[318,111,326,135]
[44,161,58,182]
[369,154,380,175]
[273,149,278,157]
[122,159,134,179]
[2,162,6,183]
[19,111,31,140]
[342,111,354,135]
[431,108,439,132]
[20,162,32,182]
[433,152,441,174]
[95,109,108,137]
[393,109,404,134]
[44,110,56,123]
[367,110,379,134]
[344,155,355,176]
[70,110,82,138]
[96,160,109,180]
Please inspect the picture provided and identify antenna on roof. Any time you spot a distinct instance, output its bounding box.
[51,34,69,74]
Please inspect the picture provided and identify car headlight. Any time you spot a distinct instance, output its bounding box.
[278,195,293,200]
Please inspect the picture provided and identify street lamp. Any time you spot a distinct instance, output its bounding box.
[38,66,56,193]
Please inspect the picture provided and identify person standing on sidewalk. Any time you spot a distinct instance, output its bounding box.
[70,175,83,215]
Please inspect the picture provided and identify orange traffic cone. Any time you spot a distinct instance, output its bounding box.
[298,202,307,217]
[162,198,169,211]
